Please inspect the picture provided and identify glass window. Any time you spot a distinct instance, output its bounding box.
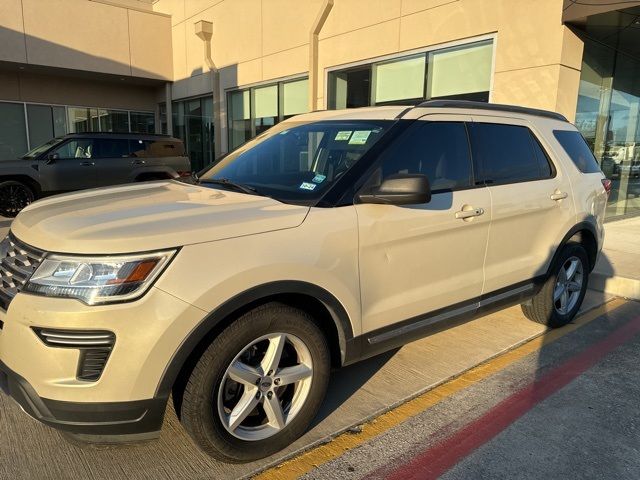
[68,107,90,133]
[27,104,56,148]
[228,90,251,149]
[53,106,66,137]
[554,130,602,174]
[253,85,278,136]
[282,79,309,118]
[328,66,371,109]
[328,40,493,109]
[530,133,554,178]
[53,139,95,159]
[129,139,185,158]
[94,139,131,158]
[427,41,492,101]
[201,120,391,204]
[98,109,129,132]
[0,102,28,160]
[22,138,63,160]
[374,55,425,104]
[469,123,547,184]
[130,112,155,133]
[376,121,472,192]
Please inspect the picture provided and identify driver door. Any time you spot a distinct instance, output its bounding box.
[356,115,491,336]
[40,138,98,191]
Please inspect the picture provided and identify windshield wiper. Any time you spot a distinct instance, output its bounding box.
[200,178,259,196]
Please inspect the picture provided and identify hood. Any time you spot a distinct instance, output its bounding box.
[11,181,310,254]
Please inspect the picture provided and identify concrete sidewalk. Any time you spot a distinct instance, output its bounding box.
[593,216,640,300]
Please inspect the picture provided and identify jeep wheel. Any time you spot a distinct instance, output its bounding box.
[180,303,330,463]
[0,181,34,217]
[521,242,589,328]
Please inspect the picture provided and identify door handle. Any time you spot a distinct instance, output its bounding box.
[80,161,95,166]
[132,159,146,165]
[455,207,485,219]
[550,191,568,201]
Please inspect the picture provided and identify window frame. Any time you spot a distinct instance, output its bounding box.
[468,121,557,187]
[326,36,495,110]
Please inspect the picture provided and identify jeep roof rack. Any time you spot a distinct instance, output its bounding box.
[414,99,568,122]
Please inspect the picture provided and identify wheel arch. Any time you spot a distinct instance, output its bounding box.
[155,281,353,405]
[548,221,599,275]
[0,174,42,197]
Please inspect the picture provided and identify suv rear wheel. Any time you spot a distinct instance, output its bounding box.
[521,242,589,328]
[0,180,34,217]
[180,303,330,463]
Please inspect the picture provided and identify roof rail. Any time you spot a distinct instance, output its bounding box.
[415,100,568,122]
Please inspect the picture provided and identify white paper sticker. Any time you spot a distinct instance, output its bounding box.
[299,182,317,191]
[335,131,352,141]
[349,130,372,145]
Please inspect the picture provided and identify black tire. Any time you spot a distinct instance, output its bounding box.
[0,180,35,218]
[521,242,589,328]
[180,302,330,463]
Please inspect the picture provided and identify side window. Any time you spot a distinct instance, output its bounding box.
[94,139,131,159]
[529,132,554,178]
[376,121,473,192]
[129,139,186,158]
[52,139,94,159]
[553,130,601,174]
[469,123,550,185]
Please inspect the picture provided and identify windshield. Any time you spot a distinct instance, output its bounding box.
[21,137,64,159]
[199,120,392,204]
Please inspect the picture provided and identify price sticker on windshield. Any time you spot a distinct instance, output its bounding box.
[349,130,372,145]
[335,131,352,141]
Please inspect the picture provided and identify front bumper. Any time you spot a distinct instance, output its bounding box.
[0,286,207,436]
[0,358,165,436]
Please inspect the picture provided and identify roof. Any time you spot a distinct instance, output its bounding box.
[63,132,182,142]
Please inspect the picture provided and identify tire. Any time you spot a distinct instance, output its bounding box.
[180,302,330,463]
[521,242,589,328]
[0,180,34,218]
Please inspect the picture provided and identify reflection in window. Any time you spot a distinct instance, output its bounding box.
[130,112,155,133]
[576,36,640,218]
[282,79,309,119]
[27,105,67,149]
[171,97,215,172]
[253,85,278,136]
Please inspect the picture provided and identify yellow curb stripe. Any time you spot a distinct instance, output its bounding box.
[255,298,624,480]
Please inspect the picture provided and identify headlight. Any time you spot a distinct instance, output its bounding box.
[24,250,176,305]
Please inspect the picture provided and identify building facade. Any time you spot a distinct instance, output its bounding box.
[0,0,639,219]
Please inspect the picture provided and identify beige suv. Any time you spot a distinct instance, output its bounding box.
[0,101,608,463]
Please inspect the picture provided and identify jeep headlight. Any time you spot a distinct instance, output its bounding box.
[24,250,176,305]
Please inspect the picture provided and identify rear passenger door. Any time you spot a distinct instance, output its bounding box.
[93,138,135,186]
[468,117,575,294]
[357,115,491,334]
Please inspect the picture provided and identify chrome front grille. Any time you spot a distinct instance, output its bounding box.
[0,234,46,310]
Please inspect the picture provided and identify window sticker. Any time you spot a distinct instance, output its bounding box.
[335,131,352,141]
[312,174,326,184]
[349,130,372,145]
[299,182,317,191]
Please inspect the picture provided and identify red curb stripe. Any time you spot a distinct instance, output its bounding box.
[381,315,640,480]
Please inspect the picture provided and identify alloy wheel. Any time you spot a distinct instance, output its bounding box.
[217,332,314,441]
[554,256,584,315]
[0,183,32,217]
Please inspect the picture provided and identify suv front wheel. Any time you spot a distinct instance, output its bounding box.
[521,242,590,328]
[180,303,330,463]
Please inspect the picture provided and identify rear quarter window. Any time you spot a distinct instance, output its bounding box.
[129,139,186,158]
[553,130,601,174]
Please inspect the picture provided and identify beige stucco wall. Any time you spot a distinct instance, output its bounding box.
[156,0,585,153]
[0,0,172,80]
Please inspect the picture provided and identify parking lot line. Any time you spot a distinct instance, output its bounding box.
[383,307,640,480]
[254,298,624,480]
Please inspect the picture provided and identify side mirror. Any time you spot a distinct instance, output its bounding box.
[45,152,59,164]
[357,173,431,205]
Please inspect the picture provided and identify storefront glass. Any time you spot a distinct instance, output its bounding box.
[576,37,640,219]
[171,96,214,172]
